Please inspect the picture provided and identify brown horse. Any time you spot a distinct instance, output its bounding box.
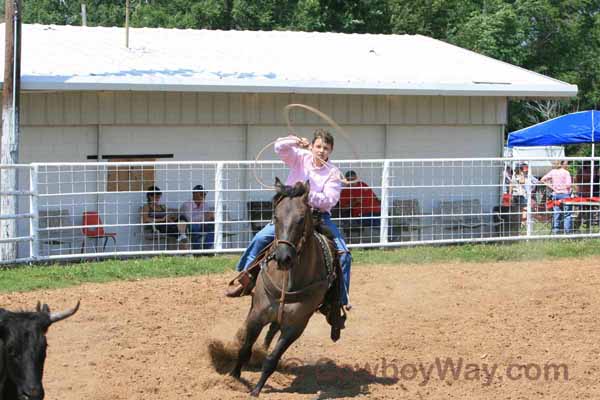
[230,178,339,397]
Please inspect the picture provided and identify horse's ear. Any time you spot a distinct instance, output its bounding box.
[274,177,284,190]
[302,180,310,202]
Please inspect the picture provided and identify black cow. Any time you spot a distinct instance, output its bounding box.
[0,301,80,400]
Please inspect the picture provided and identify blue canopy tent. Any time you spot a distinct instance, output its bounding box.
[507,110,600,198]
[507,110,600,148]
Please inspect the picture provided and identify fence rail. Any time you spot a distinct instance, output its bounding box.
[1,157,599,264]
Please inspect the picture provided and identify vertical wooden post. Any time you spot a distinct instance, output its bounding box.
[81,3,87,27]
[125,0,130,48]
[0,0,21,262]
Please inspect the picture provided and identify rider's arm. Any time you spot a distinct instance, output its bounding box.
[274,135,302,168]
[309,173,342,212]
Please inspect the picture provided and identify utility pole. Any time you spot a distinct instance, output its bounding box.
[1,0,21,262]
[125,0,130,48]
[81,3,87,27]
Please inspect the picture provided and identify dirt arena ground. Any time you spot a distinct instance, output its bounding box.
[2,256,600,399]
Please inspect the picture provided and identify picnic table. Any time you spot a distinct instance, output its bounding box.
[546,196,600,230]
[546,196,600,208]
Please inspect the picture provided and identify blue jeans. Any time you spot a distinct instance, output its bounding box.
[236,213,352,305]
[190,222,214,250]
[552,193,572,234]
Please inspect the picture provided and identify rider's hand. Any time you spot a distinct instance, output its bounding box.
[297,137,310,149]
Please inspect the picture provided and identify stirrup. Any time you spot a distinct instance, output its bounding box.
[225,283,245,297]
[225,271,254,297]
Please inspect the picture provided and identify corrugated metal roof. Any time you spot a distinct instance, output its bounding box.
[2,24,577,97]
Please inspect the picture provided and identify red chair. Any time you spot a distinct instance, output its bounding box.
[80,211,117,253]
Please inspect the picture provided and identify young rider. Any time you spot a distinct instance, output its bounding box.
[226,128,352,309]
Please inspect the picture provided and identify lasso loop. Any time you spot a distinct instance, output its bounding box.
[252,103,360,189]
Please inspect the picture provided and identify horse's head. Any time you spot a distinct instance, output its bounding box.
[272,177,311,270]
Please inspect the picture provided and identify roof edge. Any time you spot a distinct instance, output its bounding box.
[16,81,579,98]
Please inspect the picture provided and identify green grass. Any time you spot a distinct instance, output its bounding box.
[352,238,600,265]
[0,255,238,293]
[2,239,600,293]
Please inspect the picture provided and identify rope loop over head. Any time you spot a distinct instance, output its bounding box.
[252,103,361,189]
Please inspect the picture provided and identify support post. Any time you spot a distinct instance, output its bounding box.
[526,161,533,237]
[29,165,39,260]
[0,0,21,262]
[81,3,87,26]
[379,160,390,244]
[125,0,130,48]
[214,162,224,251]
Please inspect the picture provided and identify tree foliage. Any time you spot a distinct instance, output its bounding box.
[10,0,600,133]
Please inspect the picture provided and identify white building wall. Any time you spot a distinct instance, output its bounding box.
[21,92,507,126]
[14,91,507,258]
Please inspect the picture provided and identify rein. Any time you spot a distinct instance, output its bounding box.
[260,231,332,324]
[272,207,311,324]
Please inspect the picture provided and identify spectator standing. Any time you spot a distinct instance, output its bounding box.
[541,160,573,234]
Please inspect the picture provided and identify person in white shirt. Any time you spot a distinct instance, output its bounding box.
[180,184,215,250]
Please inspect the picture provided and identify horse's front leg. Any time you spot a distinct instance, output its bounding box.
[263,322,280,351]
[250,321,308,397]
[230,310,265,379]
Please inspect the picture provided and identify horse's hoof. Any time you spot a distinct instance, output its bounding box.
[229,370,241,379]
[250,389,260,397]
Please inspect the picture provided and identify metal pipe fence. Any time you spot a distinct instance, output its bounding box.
[0,164,36,264]
[1,157,599,264]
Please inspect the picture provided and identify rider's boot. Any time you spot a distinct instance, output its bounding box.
[225,264,260,297]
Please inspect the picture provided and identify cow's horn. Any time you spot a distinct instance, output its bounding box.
[49,300,80,323]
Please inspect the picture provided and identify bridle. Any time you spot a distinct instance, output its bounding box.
[271,204,312,325]
[273,207,311,263]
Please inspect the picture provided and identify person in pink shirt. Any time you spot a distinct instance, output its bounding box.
[541,160,573,234]
[227,129,352,309]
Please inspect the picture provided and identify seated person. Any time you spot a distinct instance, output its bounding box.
[180,184,215,250]
[141,185,188,243]
[339,170,381,229]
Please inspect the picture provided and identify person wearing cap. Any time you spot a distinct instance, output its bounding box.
[141,185,188,243]
[339,170,381,231]
[180,184,215,250]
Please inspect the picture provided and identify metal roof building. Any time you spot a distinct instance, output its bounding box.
[3,24,577,97]
[5,24,579,257]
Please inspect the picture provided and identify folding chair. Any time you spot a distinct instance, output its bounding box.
[80,211,117,253]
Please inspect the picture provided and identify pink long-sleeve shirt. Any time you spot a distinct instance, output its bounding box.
[541,168,572,194]
[274,136,342,213]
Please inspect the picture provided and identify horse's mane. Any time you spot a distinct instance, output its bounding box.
[272,181,308,205]
[271,180,335,241]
